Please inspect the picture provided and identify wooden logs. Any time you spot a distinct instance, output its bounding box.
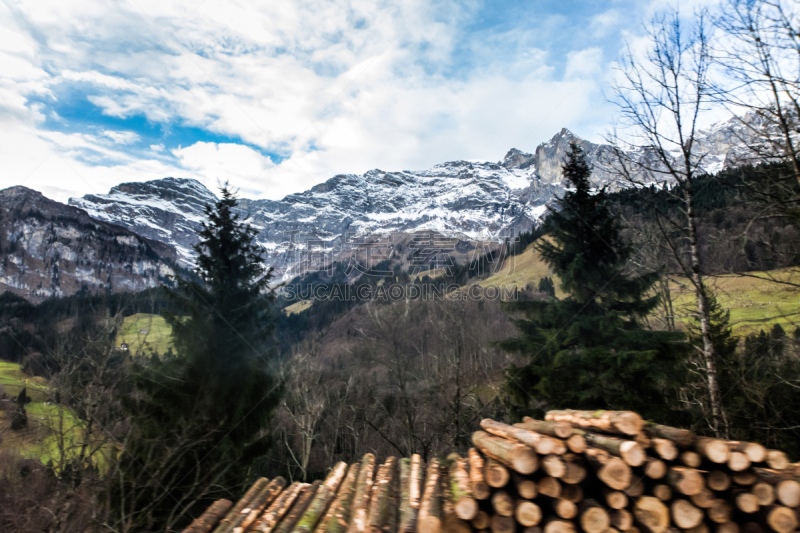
[491,491,515,517]
[468,448,491,499]
[491,514,516,533]
[695,437,730,464]
[707,499,733,524]
[604,490,628,510]
[236,478,287,532]
[543,519,577,533]
[552,498,577,519]
[446,453,478,520]
[546,410,643,436]
[666,467,705,496]
[585,449,631,490]
[473,431,538,474]
[578,500,610,533]
[293,463,347,533]
[183,499,233,533]
[561,454,587,485]
[643,423,695,447]
[644,459,667,480]
[513,472,538,499]
[579,432,646,467]
[275,481,321,533]
[766,451,789,470]
[735,492,760,514]
[633,496,670,533]
[681,452,702,468]
[765,506,798,533]
[347,453,376,533]
[521,417,573,439]
[542,455,566,478]
[538,477,562,499]
[652,485,671,502]
[253,482,306,533]
[367,458,398,533]
[728,441,767,463]
[485,458,510,488]
[728,452,752,472]
[561,485,583,503]
[566,434,586,454]
[418,459,443,533]
[483,419,564,455]
[651,439,678,461]
[751,483,775,507]
[316,463,361,533]
[609,509,633,530]
[472,511,490,530]
[670,499,703,529]
[397,454,422,533]
[213,477,270,533]
[517,500,543,527]
[707,471,731,492]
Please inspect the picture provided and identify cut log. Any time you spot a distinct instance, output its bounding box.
[398,454,422,533]
[491,514,516,533]
[735,492,760,514]
[253,482,306,533]
[442,473,470,533]
[690,488,715,509]
[546,410,642,436]
[539,477,562,498]
[522,417,573,438]
[543,455,567,478]
[513,472,538,499]
[644,459,666,480]
[183,499,233,533]
[775,479,800,507]
[483,419,564,455]
[347,453,376,533]
[728,452,751,472]
[695,437,730,464]
[517,500,543,527]
[733,472,757,486]
[418,459,443,533]
[681,451,702,468]
[584,449,631,491]
[727,441,766,463]
[765,506,797,533]
[473,431,538,474]
[315,462,361,533]
[604,490,628,510]
[472,511,490,530]
[553,499,577,519]
[543,519,577,533]
[625,478,645,498]
[567,434,587,454]
[707,471,731,492]
[651,439,678,461]
[667,467,705,496]
[491,491,514,517]
[446,453,478,520]
[562,485,583,503]
[609,509,633,531]
[707,499,732,524]
[561,454,588,485]
[293,464,348,533]
[717,523,739,533]
[751,483,775,507]
[213,477,270,533]
[766,451,789,470]
[274,482,320,533]
[236,478,287,533]
[468,448,490,499]
[670,499,703,529]
[642,423,695,447]
[579,500,610,533]
[578,432,645,467]
[367,457,398,533]
[651,485,671,502]
[632,496,669,533]
[686,524,710,533]
[484,457,510,488]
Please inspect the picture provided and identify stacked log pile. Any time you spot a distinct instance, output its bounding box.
[183,410,800,533]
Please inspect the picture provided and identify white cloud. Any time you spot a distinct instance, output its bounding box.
[0,0,681,203]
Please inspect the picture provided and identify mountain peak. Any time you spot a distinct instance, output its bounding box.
[500,148,535,169]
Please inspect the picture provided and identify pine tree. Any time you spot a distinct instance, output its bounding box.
[502,142,687,421]
[116,184,281,531]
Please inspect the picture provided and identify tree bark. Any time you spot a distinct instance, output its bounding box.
[482,419,565,455]
[472,431,538,474]
[418,458,443,533]
[253,482,306,533]
[183,499,233,533]
[467,448,490,499]
[275,481,321,533]
[347,453,376,533]
[293,462,348,533]
[316,462,361,533]
[213,478,270,533]
[545,410,642,436]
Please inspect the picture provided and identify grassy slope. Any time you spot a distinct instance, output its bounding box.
[116,312,174,355]
[0,362,101,468]
[474,241,799,335]
[283,299,312,315]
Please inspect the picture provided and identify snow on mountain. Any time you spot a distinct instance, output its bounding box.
[66,119,760,278]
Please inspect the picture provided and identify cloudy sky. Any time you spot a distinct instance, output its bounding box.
[1,0,717,202]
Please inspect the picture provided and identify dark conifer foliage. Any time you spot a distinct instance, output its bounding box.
[502,142,687,421]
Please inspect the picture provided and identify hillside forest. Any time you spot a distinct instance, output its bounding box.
[1,4,800,533]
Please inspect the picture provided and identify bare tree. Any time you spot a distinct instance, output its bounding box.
[608,11,730,437]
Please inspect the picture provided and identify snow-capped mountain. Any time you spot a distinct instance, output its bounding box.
[67,118,756,278]
[0,186,176,301]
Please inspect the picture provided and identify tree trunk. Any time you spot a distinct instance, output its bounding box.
[253,482,306,533]
[293,462,348,533]
[347,453,376,533]
[182,499,233,533]
[316,463,361,533]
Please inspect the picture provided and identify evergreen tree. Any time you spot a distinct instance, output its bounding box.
[537,277,556,298]
[116,184,280,531]
[502,142,687,421]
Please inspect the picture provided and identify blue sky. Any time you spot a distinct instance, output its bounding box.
[0,0,716,202]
